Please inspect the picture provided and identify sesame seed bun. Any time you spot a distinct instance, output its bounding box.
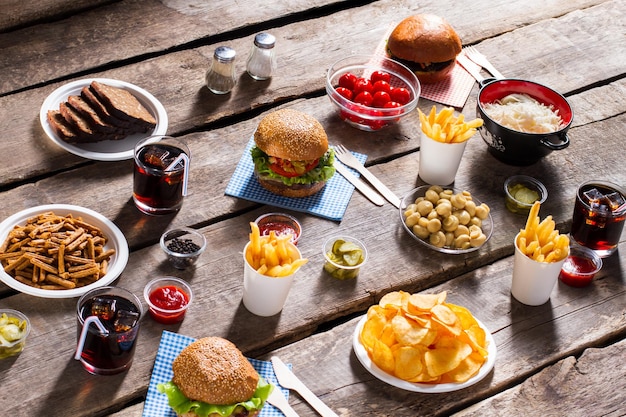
[172,337,259,406]
[387,14,462,84]
[254,109,329,161]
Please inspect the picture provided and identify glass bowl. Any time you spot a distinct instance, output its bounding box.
[160,227,207,270]
[504,175,548,215]
[399,185,493,254]
[322,235,368,280]
[326,55,420,131]
[0,309,30,359]
[143,277,193,324]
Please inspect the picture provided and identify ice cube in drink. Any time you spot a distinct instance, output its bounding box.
[113,310,140,332]
[91,296,116,320]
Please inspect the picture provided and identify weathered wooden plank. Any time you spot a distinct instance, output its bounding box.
[453,339,626,416]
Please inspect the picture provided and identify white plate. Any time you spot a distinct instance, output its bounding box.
[0,204,129,298]
[352,314,497,393]
[39,78,168,161]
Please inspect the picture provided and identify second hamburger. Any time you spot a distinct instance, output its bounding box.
[251,109,335,198]
[387,14,462,84]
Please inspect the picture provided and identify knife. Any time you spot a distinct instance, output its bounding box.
[271,356,339,417]
[267,386,300,417]
[456,54,485,83]
[334,161,385,206]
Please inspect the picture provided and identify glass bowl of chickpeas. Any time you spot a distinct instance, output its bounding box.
[399,185,493,254]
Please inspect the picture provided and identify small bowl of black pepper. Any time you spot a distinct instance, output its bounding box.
[160,227,207,270]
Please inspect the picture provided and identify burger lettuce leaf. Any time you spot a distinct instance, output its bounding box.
[158,377,273,417]
[251,146,335,186]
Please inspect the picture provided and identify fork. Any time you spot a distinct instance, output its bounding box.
[333,144,400,208]
[463,46,505,79]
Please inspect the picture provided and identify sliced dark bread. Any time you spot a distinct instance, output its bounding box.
[67,94,119,134]
[90,81,156,131]
[58,103,126,142]
[47,110,80,143]
[80,85,136,129]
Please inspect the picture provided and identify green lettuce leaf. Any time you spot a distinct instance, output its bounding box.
[157,377,273,417]
[251,146,335,187]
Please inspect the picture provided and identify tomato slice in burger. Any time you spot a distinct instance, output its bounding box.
[268,157,319,177]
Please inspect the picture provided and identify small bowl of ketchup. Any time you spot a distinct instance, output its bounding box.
[559,245,602,287]
[144,277,193,324]
[254,212,302,245]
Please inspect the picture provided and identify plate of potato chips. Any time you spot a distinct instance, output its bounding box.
[0,205,129,298]
[353,290,496,392]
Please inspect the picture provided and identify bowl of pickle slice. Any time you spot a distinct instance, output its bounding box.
[323,236,368,280]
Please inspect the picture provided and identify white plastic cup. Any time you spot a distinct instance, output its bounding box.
[418,131,467,186]
[511,233,567,306]
[241,242,302,316]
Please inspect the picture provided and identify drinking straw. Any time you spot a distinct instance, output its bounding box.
[74,316,109,360]
[165,153,190,197]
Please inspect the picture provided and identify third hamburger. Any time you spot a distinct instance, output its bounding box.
[250,109,335,198]
[387,14,462,84]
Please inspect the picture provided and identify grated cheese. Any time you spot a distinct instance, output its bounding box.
[483,93,564,134]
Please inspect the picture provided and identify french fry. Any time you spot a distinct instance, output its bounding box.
[517,202,569,263]
[418,106,484,144]
[245,222,308,277]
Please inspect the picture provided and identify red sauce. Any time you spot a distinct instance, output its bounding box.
[258,222,298,243]
[148,285,190,324]
[559,255,598,287]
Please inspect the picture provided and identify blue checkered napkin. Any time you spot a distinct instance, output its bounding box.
[143,330,290,417]
[225,138,367,222]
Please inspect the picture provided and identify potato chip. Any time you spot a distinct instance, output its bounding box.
[425,337,473,377]
[439,352,484,383]
[407,291,445,313]
[391,315,434,346]
[446,303,479,330]
[379,290,409,309]
[371,339,395,374]
[393,346,424,380]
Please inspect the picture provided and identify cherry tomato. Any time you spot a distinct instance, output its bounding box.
[335,86,353,101]
[372,91,391,108]
[372,80,391,94]
[338,72,357,90]
[370,70,391,84]
[353,77,373,95]
[390,87,411,105]
[353,91,374,107]
[383,101,402,109]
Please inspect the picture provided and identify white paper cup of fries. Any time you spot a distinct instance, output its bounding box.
[241,222,308,316]
[511,233,567,306]
[418,131,468,186]
[417,106,483,186]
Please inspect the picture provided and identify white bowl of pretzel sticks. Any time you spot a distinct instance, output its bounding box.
[0,205,128,298]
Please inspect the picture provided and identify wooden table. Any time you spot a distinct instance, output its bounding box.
[1,1,625,416]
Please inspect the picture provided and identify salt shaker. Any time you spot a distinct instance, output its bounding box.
[205,46,237,94]
[246,33,276,80]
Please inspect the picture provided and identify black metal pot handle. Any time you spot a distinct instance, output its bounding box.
[540,133,570,150]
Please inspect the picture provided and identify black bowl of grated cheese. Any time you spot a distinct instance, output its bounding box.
[476,78,573,165]
[160,227,207,269]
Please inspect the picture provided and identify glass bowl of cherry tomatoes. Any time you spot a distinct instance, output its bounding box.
[326,55,421,131]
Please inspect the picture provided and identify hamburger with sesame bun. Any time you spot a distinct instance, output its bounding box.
[157,337,272,417]
[387,14,462,84]
[251,108,335,198]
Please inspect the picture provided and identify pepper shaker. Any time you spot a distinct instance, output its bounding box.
[246,33,276,80]
[205,46,237,94]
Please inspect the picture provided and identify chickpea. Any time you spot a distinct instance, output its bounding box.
[405,212,421,228]
[435,200,452,217]
[453,234,471,249]
[416,200,434,216]
[425,189,440,203]
[464,200,477,217]
[475,203,490,220]
[442,215,460,232]
[469,224,483,240]
[445,232,455,246]
[414,196,425,205]
[427,210,439,220]
[404,204,417,217]
[471,232,487,247]
[429,231,446,248]
[418,217,430,228]
[456,209,471,225]
[469,217,482,228]
[439,189,453,200]
[428,185,444,194]
[451,193,467,209]
[427,218,442,233]
[412,224,430,239]
[454,224,470,237]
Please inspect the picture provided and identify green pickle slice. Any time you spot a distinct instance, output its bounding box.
[324,238,364,279]
[510,184,540,204]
